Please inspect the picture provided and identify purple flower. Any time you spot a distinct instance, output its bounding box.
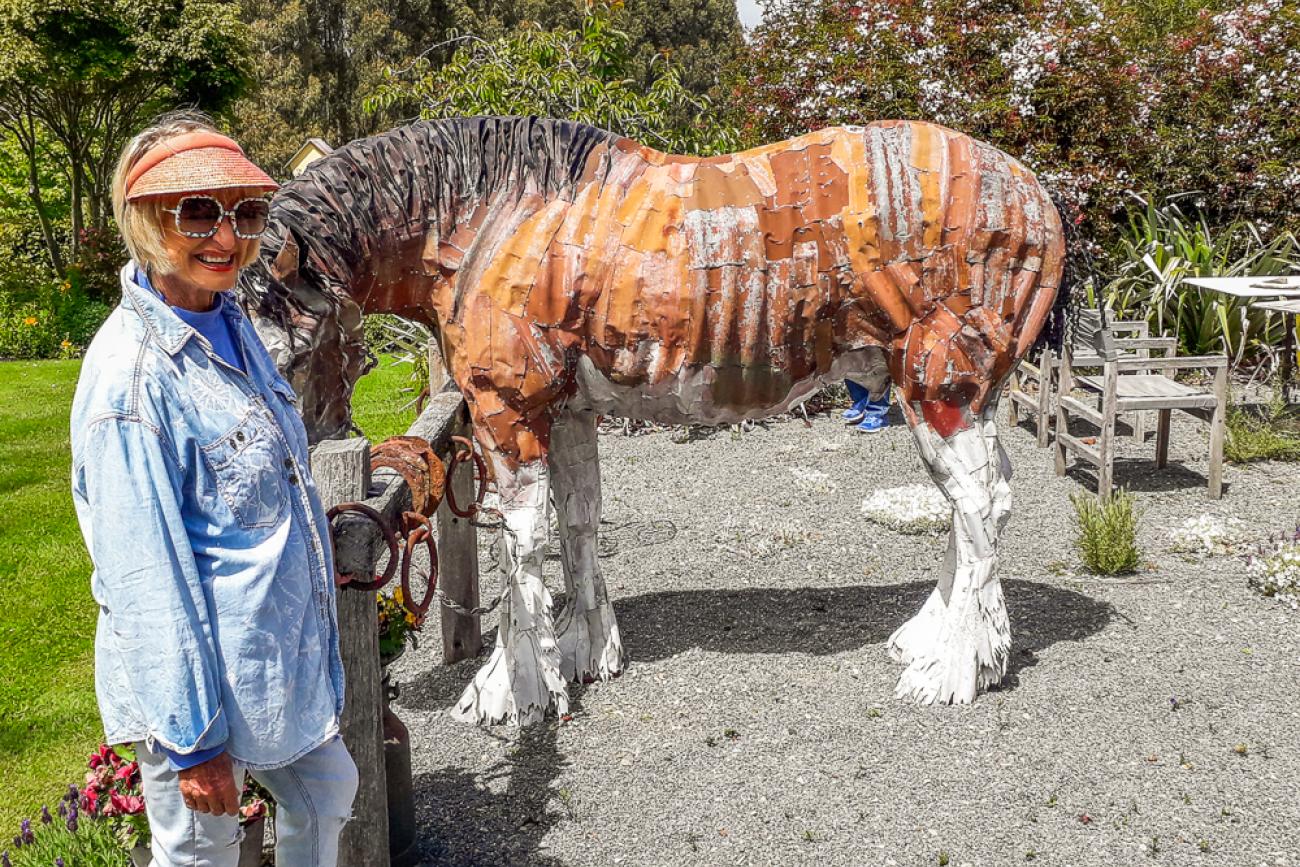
[65,813,78,833]
[57,801,67,819]
[65,784,79,804]
[18,821,32,845]
[2,850,9,866]
[9,836,19,849]
[40,805,52,825]
[56,859,65,867]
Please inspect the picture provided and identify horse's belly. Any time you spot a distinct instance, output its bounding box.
[570,348,888,424]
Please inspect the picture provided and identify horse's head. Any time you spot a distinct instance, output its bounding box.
[238,228,373,443]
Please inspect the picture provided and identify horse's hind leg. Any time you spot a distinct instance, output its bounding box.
[452,453,568,725]
[549,409,625,682]
[889,397,1013,704]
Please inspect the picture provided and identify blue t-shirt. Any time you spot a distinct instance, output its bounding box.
[138,267,245,373]
[134,267,241,770]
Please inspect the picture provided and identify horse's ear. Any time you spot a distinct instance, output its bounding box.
[271,231,302,283]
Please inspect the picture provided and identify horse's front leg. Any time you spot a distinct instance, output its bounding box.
[451,454,568,726]
[889,398,1013,704]
[549,409,625,682]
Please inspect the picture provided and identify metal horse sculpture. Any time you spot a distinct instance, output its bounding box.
[239,116,1065,724]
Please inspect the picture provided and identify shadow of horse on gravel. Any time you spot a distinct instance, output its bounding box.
[615,578,1112,684]
[402,579,1111,710]
[399,580,1109,864]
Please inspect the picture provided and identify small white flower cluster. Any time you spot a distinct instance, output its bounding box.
[1168,515,1246,555]
[861,483,951,535]
[710,515,823,560]
[1245,531,1300,610]
[789,466,837,494]
[1000,27,1060,117]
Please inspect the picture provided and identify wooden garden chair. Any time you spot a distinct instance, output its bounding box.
[1053,309,1228,498]
[1008,315,1169,447]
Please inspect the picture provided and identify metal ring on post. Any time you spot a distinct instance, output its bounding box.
[444,435,487,518]
[399,511,438,617]
[326,501,400,591]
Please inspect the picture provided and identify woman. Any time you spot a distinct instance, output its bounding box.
[70,111,357,866]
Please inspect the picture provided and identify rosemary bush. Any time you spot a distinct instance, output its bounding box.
[1071,488,1141,575]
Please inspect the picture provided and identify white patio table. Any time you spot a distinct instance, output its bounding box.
[1184,276,1300,380]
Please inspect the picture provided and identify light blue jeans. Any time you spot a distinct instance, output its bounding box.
[137,736,358,866]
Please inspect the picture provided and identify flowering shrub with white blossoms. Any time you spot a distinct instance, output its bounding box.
[733,0,1300,238]
[861,483,951,535]
[1167,515,1248,555]
[1245,528,1300,610]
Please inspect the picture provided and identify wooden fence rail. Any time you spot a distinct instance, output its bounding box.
[309,375,480,867]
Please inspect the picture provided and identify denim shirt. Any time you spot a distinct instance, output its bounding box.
[70,263,345,770]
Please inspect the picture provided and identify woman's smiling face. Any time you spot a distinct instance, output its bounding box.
[157,188,263,296]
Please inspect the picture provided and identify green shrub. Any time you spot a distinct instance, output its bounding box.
[1225,392,1300,463]
[66,227,127,306]
[0,270,113,359]
[367,1,740,156]
[1071,488,1141,575]
[0,297,63,359]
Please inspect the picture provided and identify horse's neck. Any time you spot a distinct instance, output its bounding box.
[335,118,629,323]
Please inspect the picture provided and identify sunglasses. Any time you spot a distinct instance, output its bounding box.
[162,196,271,240]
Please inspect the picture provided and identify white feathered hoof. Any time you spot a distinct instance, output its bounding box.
[891,578,1010,705]
[450,642,569,726]
[886,587,946,666]
[557,604,625,684]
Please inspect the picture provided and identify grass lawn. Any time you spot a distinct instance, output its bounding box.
[0,354,418,830]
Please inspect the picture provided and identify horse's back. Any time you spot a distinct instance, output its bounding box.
[575,120,1063,420]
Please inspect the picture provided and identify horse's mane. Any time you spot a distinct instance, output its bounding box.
[240,117,624,329]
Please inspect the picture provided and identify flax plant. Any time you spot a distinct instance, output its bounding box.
[1103,194,1300,367]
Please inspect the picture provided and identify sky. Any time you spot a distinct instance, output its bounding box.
[736,0,764,30]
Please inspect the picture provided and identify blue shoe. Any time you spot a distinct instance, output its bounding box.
[855,412,888,433]
[863,394,891,416]
[842,397,871,424]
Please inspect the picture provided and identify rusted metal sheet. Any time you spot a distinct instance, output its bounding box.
[240,117,1064,468]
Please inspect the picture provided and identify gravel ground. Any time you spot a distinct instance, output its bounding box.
[388,400,1300,867]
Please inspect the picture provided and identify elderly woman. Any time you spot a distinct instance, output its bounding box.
[69,111,357,866]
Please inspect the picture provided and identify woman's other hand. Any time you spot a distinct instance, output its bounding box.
[177,752,240,815]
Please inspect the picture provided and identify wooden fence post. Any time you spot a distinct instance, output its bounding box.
[439,405,483,664]
[311,438,391,867]
[427,337,449,394]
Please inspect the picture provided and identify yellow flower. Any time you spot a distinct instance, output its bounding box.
[23,316,38,326]
[61,339,72,348]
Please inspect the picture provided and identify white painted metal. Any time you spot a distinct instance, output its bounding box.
[451,459,568,726]
[887,404,1012,705]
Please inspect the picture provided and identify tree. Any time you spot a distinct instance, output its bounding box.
[0,0,252,274]
[366,2,741,155]
[228,0,465,173]
[228,0,745,172]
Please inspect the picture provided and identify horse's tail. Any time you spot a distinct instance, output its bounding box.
[1032,190,1097,354]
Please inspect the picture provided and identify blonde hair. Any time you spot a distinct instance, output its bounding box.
[112,110,262,275]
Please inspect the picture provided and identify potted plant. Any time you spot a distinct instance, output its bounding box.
[377,587,424,668]
[375,589,422,866]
